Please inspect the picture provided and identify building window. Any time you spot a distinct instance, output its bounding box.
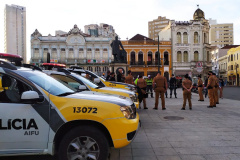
[130,51,136,65]
[95,66,101,72]
[95,48,100,51]
[194,32,199,43]
[103,66,109,72]
[164,51,169,65]
[231,55,233,61]
[61,48,65,51]
[79,48,83,51]
[183,51,188,62]
[183,32,188,44]
[194,51,199,61]
[34,48,39,51]
[138,51,143,63]
[177,32,181,43]
[103,48,108,51]
[177,51,182,62]
[69,48,73,51]
[207,51,210,62]
[87,48,92,51]
[87,66,93,71]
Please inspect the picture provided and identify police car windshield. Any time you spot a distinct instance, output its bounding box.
[71,73,99,89]
[19,70,76,96]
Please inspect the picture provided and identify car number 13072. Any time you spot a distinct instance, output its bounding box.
[73,107,98,114]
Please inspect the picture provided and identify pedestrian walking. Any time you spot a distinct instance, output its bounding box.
[206,71,215,108]
[204,75,209,98]
[125,70,134,85]
[197,75,204,101]
[219,76,224,99]
[165,80,169,98]
[181,74,193,110]
[146,75,154,98]
[152,72,168,110]
[109,72,116,81]
[137,74,148,109]
[169,74,177,98]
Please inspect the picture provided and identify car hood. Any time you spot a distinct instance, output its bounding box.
[99,87,135,95]
[66,92,132,106]
[108,81,135,88]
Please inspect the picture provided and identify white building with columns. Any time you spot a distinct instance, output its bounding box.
[171,8,212,79]
[30,25,115,74]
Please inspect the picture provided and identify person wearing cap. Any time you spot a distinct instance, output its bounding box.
[125,70,134,85]
[206,71,215,108]
[109,72,116,81]
[137,74,148,109]
[169,74,177,98]
[197,75,204,101]
[181,74,193,110]
[152,72,168,110]
[146,75,154,98]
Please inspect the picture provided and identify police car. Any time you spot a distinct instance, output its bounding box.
[43,69,139,108]
[68,66,136,92]
[0,59,139,160]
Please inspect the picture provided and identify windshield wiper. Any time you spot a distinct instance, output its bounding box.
[57,92,75,96]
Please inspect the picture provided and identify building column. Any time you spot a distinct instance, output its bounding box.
[57,47,60,61]
[39,47,43,62]
[92,46,95,59]
[100,47,103,59]
[66,47,69,63]
[108,47,112,63]
[31,47,34,60]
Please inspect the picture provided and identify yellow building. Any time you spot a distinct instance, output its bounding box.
[121,34,172,79]
[227,46,240,86]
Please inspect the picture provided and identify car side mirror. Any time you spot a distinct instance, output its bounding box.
[79,85,87,90]
[94,78,100,84]
[21,91,43,103]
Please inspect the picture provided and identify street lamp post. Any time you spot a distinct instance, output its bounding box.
[158,35,160,72]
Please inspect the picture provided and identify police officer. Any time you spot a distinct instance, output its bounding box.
[197,75,204,101]
[206,71,215,108]
[181,74,193,110]
[169,74,177,98]
[109,72,116,81]
[146,75,154,98]
[152,72,168,110]
[137,74,148,109]
[125,70,134,85]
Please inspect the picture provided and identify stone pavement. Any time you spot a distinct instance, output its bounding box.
[109,89,240,160]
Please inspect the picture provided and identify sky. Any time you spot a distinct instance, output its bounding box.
[0,0,240,61]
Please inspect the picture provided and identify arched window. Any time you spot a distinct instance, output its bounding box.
[164,51,169,65]
[95,66,101,72]
[177,51,182,62]
[130,51,135,65]
[183,51,188,62]
[194,51,199,61]
[87,66,93,71]
[147,51,152,65]
[183,32,188,44]
[138,51,143,64]
[194,32,199,43]
[177,32,181,43]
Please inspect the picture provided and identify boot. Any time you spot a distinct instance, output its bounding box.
[175,94,177,98]
[151,93,154,98]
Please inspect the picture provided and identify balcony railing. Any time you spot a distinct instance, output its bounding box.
[130,61,145,66]
[146,60,161,66]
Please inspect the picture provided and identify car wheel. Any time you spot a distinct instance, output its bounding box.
[58,126,109,160]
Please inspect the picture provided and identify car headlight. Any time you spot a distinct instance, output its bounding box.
[120,106,134,119]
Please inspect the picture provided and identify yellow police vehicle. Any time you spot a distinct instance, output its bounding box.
[44,69,139,108]
[0,60,139,160]
[69,67,136,92]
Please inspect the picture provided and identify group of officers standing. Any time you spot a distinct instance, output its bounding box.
[105,69,221,110]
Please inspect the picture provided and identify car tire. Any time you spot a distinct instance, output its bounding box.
[58,125,109,160]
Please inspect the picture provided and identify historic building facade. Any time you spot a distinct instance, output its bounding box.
[30,25,115,75]
[227,46,240,86]
[171,8,212,79]
[121,34,172,79]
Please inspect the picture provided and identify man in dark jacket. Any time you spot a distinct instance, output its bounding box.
[117,69,124,82]
[109,72,116,81]
[169,74,177,98]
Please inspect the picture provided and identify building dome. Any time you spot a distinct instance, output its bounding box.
[193,8,205,20]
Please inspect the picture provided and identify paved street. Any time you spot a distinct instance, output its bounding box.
[1,88,240,160]
[221,86,240,101]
